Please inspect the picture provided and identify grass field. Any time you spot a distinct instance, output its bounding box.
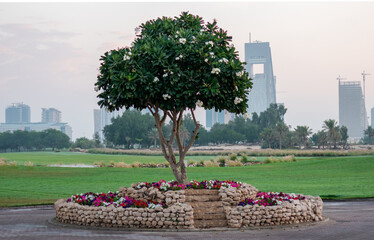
[1,154,373,207]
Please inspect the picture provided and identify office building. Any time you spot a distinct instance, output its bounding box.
[42,108,61,123]
[339,81,368,138]
[93,107,125,140]
[5,103,30,123]
[244,40,276,114]
[206,108,232,129]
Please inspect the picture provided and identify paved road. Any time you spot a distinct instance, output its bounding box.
[1,200,374,240]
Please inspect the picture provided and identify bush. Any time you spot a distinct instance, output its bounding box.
[164,162,170,168]
[251,157,257,161]
[204,160,219,167]
[93,161,106,167]
[217,156,226,167]
[24,161,34,167]
[187,160,196,167]
[0,158,8,166]
[149,162,158,168]
[229,153,238,161]
[227,160,243,167]
[132,162,140,168]
[197,160,205,167]
[114,162,132,168]
[240,153,248,164]
[8,161,17,166]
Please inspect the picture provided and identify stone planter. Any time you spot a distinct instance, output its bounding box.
[55,183,324,229]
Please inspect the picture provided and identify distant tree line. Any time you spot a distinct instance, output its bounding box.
[0,129,70,152]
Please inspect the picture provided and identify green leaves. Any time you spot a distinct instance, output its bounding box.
[96,12,252,114]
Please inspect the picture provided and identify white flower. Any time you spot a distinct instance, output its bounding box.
[170,71,174,75]
[94,86,99,92]
[236,71,244,77]
[205,41,214,47]
[226,47,230,51]
[200,29,204,32]
[179,38,186,44]
[153,77,159,83]
[175,54,183,61]
[209,52,214,56]
[123,55,130,61]
[128,51,132,56]
[135,27,140,34]
[175,57,180,61]
[192,36,196,40]
[163,73,168,78]
[244,113,250,119]
[176,31,180,34]
[108,51,112,55]
[196,100,203,107]
[235,86,238,91]
[205,58,209,63]
[230,43,234,48]
[162,94,171,100]
[234,97,243,105]
[211,68,221,75]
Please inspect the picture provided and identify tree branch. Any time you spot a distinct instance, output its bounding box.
[175,110,184,165]
[183,108,201,155]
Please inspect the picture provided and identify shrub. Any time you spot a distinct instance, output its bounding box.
[187,160,196,167]
[8,161,17,166]
[24,161,34,167]
[149,162,158,168]
[229,153,238,161]
[0,158,8,166]
[240,153,249,164]
[114,162,132,168]
[204,160,219,167]
[164,162,170,168]
[217,156,226,167]
[132,162,140,168]
[93,161,106,167]
[197,160,205,167]
[251,157,257,161]
[227,160,243,167]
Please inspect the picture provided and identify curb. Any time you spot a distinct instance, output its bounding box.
[47,217,330,233]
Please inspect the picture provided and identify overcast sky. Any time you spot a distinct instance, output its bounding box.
[1,1,374,139]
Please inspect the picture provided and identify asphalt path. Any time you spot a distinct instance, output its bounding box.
[1,200,374,240]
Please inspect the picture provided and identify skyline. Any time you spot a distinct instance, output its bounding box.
[1,2,374,139]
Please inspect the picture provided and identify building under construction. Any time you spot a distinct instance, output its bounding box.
[244,40,276,114]
[339,81,368,138]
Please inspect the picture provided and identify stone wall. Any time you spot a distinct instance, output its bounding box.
[226,195,324,228]
[118,187,186,206]
[55,199,194,229]
[219,183,258,207]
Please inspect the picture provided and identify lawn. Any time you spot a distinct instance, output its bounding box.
[0,152,222,165]
[1,155,373,207]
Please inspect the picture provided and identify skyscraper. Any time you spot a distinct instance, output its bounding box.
[93,107,125,140]
[371,107,374,127]
[244,40,276,114]
[339,81,368,138]
[41,108,61,123]
[205,108,232,129]
[5,103,30,123]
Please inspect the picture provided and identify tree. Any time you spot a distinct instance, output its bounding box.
[260,127,276,149]
[274,122,289,149]
[294,126,312,149]
[340,126,349,149]
[93,132,102,148]
[42,129,70,150]
[322,119,340,149]
[95,12,252,183]
[364,126,374,144]
[71,137,96,149]
[148,128,159,148]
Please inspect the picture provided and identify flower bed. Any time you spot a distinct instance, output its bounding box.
[238,192,306,207]
[55,180,324,229]
[67,192,166,208]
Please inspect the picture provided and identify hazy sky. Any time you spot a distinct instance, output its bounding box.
[1,1,374,139]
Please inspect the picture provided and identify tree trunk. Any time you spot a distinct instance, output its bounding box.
[279,137,282,150]
[149,106,200,184]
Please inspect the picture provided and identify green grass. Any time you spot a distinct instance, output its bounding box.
[0,152,219,166]
[1,155,373,207]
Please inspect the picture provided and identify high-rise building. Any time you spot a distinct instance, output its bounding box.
[93,107,125,140]
[41,108,61,123]
[206,108,232,129]
[339,81,368,138]
[244,40,276,115]
[5,103,30,123]
[371,107,374,127]
[0,122,72,139]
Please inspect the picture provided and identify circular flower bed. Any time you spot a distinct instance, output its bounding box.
[134,179,241,191]
[238,192,306,207]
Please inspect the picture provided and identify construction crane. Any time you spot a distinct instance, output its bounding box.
[337,75,346,85]
[362,71,371,100]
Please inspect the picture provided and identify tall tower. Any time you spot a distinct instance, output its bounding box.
[5,103,30,123]
[41,108,61,123]
[205,109,232,129]
[244,40,276,114]
[339,81,367,138]
[371,107,374,127]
